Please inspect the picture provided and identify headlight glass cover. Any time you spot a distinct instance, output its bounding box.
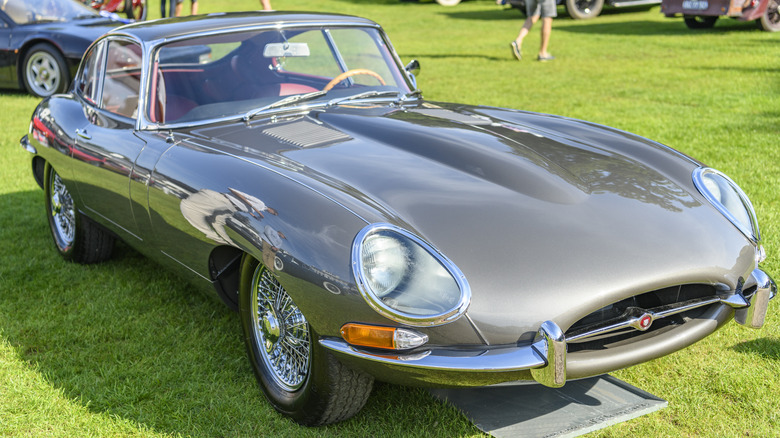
[693,167,760,243]
[352,223,471,327]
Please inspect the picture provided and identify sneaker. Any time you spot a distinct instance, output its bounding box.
[537,54,555,61]
[510,41,522,61]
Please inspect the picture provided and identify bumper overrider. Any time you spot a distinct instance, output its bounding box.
[321,268,775,388]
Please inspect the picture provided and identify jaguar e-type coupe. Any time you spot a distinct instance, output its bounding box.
[21,11,775,426]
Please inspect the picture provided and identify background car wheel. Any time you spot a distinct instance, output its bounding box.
[565,0,604,19]
[239,255,374,426]
[22,43,69,98]
[683,15,718,28]
[125,0,147,21]
[757,0,779,31]
[44,164,114,264]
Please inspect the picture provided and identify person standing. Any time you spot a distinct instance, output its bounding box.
[510,0,556,61]
[160,0,176,17]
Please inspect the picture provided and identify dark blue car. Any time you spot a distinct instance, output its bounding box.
[0,0,122,98]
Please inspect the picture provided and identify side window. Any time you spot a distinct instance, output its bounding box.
[76,41,106,105]
[101,40,142,119]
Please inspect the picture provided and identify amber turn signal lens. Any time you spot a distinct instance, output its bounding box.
[340,323,429,350]
[341,323,397,349]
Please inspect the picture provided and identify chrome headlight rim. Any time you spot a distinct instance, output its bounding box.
[693,167,760,244]
[351,223,471,327]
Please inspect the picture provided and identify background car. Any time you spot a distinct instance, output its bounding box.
[21,11,775,426]
[82,0,148,22]
[0,0,122,98]
[661,0,779,31]
[434,0,660,19]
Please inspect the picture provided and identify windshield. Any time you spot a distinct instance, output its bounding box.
[148,26,413,125]
[2,0,99,24]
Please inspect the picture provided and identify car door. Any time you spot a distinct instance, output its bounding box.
[69,37,148,242]
[0,15,14,85]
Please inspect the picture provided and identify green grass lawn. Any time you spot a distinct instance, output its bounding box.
[1,0,778,436]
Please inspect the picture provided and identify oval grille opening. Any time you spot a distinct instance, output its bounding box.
[566,284,719,353]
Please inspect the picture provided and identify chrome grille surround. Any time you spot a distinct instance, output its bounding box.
[565,283,754,352]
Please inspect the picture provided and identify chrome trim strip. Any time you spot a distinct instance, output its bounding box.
[735,268,776,328]
[20,135,36,154]
[351,223,471,327]
[319,337,546,372]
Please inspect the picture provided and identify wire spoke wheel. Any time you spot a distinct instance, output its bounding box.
[49,169,76,250]
[251,265,310,391]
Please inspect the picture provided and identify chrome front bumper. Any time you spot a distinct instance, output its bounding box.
[321,268,776,388]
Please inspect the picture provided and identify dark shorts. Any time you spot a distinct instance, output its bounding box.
[526,0,558,18]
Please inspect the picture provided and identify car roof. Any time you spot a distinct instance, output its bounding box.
[109,11,380,42]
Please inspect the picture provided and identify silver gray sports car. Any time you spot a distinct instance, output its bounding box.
[21,11,775,426]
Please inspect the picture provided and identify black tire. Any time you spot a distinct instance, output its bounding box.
[758,0,779,32]
[22,43,69,98]
[125,0,147,21]
[239,255,374,426]
[683,15,718,29]
[44,163,114,264]
[565,0,604,19]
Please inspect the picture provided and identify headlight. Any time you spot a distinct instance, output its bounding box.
[693,167,760,243]
[352,223,471,327]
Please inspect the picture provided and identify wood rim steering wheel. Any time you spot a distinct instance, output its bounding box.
[322,69,386,92]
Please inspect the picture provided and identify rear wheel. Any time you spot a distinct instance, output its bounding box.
[44,164,114,264]
[565,0,604,19]
[758,0,779,31]
[239,255,373,425]
[683,15,718,28]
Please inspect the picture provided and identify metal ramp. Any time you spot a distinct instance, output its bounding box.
[429,375,667,438]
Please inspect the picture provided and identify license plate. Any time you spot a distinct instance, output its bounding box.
[682,0,709,9]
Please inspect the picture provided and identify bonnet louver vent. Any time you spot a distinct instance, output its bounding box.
[263,120,351,148]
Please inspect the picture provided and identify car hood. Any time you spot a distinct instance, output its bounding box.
[25,19,119,55]
[189,101,757,344]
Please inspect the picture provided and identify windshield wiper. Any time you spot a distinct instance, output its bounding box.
[326,90,402,107]
[243,90,327,122]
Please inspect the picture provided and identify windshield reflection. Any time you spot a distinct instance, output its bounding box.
[2,0,98,24]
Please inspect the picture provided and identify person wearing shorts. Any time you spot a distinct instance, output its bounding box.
[510,0,556,61]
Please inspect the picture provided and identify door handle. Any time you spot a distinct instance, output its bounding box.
[75,128,91,140]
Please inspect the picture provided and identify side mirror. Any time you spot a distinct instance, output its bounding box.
[404,59,420,77]
[404,59,420,90]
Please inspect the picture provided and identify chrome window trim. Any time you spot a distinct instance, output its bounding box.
[125,21,417,131]
[692,167,760,244]
[351,223,471,327]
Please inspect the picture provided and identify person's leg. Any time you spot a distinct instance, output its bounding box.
[539,17,552,57]
[516,15,538,48]
[260,0,272,10]
[175,1,183,16]
[191,0,198,14]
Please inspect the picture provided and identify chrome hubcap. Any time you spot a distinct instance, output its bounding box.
[27,52,60,96]
[50,171,75,248]
[251,266,310,391]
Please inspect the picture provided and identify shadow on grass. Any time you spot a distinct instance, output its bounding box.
[0,189,477,437]
[731,338,780,361]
